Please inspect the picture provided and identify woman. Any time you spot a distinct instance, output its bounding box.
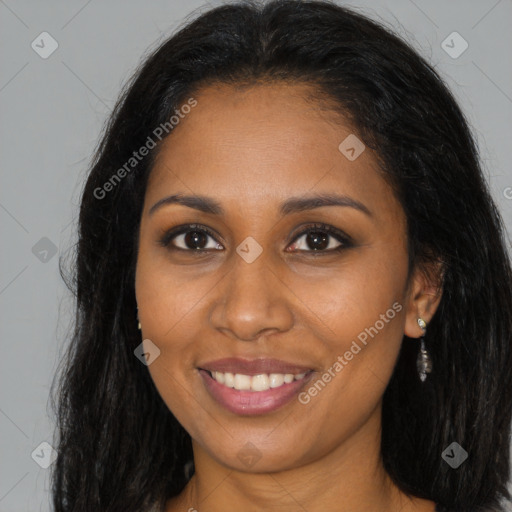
[51,1,512,511]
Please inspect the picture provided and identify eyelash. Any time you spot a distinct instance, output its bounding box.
[159,222,353,255]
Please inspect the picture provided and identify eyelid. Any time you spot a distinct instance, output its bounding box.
[159,222,353,253]
[288,222,353,249]
[159,223,222,250]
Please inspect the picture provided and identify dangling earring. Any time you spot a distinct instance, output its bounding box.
[137,307,141,330]
[416,317,432,382]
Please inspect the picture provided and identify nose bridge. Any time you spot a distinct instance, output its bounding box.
[230,244,273,301]
[209,242,294,341]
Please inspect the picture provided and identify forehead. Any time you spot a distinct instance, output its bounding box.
[144,82,399,220]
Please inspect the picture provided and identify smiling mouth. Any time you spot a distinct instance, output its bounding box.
[202,369,313,392]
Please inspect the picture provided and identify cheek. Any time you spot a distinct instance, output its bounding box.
[304,248,406,334]
[309,250,407,384]
[146,360,208,445]
[135,256,201,417]
[293,279,405,459]
[135,245,212,344]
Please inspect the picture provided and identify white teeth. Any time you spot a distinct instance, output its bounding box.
[224,372,235,388]
[269,373,284,388]
[234,374,251,390]
[251,374,269,391]
[209,371,309,391]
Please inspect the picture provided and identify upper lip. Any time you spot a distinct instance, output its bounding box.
[198,358,314,376]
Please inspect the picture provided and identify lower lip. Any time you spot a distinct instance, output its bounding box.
[199,369,314,416]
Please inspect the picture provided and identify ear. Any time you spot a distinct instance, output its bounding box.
[404,259,444,338]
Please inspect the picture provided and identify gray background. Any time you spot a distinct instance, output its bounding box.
[1,0,511,510]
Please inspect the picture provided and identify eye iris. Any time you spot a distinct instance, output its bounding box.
[307,231,329,250]
[185,230,207,249]
[172,227,339,251]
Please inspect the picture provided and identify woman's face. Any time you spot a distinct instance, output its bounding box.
[135,83,437,473]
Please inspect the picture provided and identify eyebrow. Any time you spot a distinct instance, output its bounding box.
[148,192,372,217]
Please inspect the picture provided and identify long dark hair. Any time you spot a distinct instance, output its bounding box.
[51,1,512,510]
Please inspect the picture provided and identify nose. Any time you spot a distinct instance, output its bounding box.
[209,249,295,342]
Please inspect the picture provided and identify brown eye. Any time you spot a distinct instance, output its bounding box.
[182,230,210,250]
[160,224,223,251]
[288,223,352,253]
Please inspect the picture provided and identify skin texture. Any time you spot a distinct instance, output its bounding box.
[135,83,442,512]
